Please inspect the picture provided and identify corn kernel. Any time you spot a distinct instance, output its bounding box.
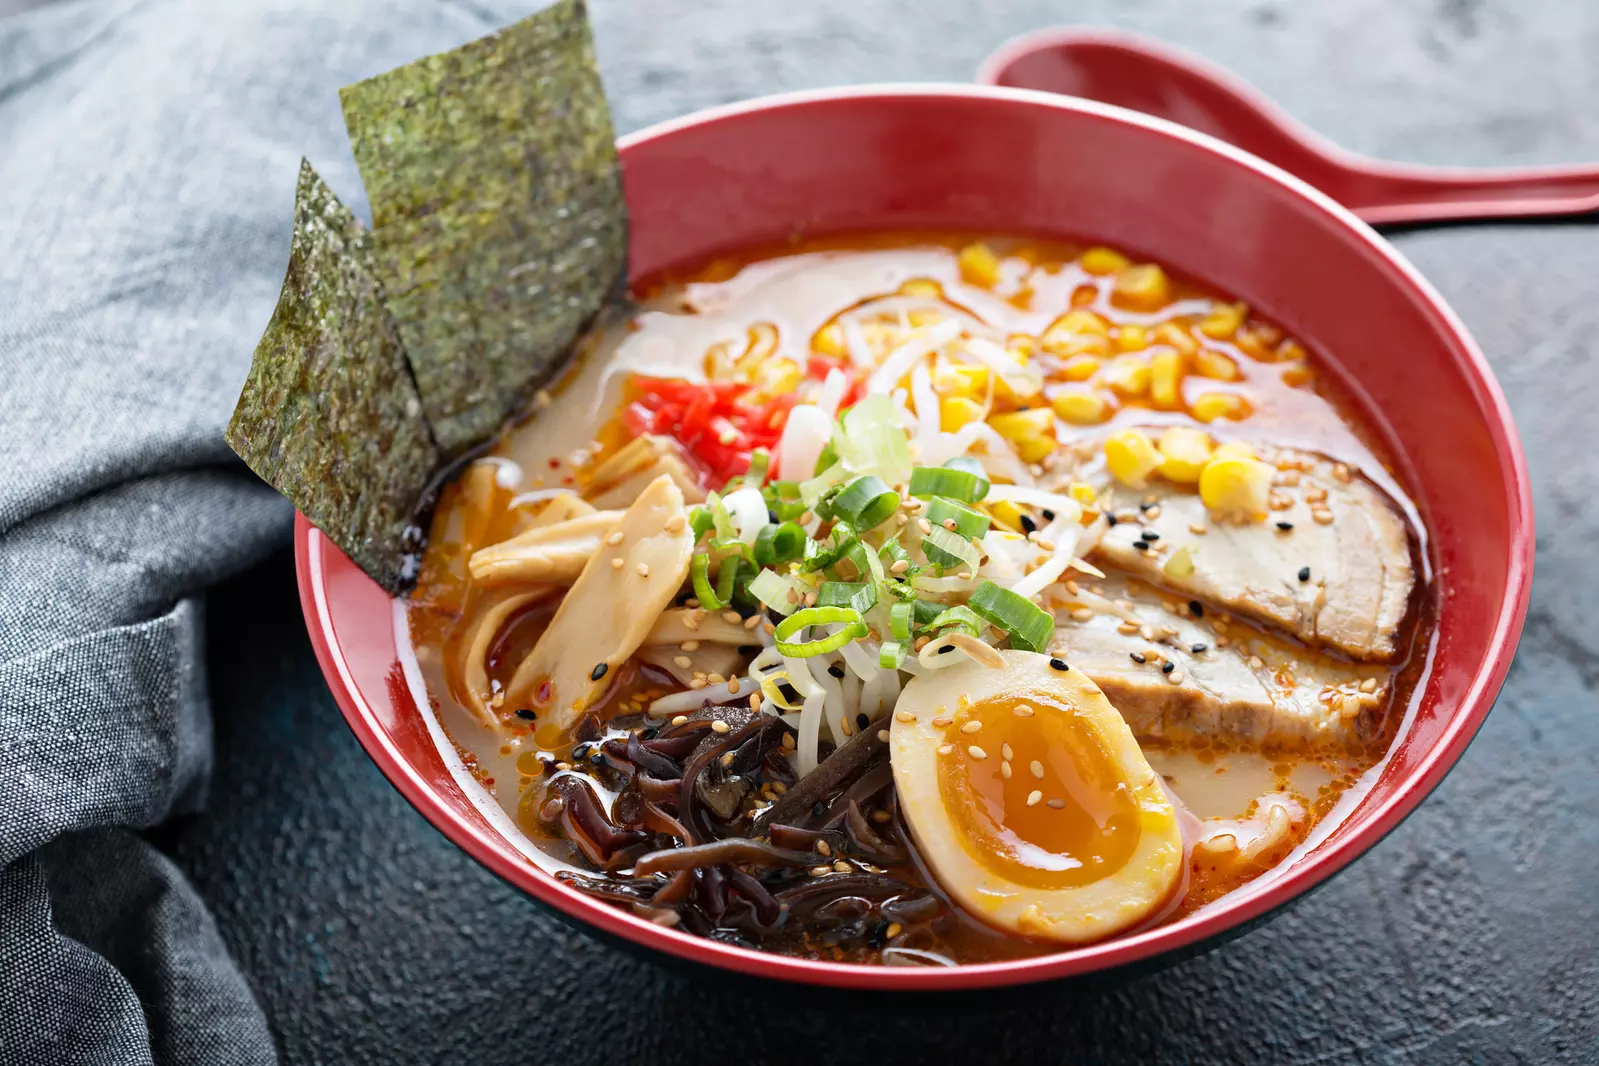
[1080,246,1131,275]
[907,307,946,328]
[1059,354,1101,381]
[1112,264,1171,312]
[1100,354,1151,398]
[989,408,1056,462]
[1277,339,1308,363]
[1006,334,1038,360]
[1051,386,1114,425]
[1197,301,1248,339]
[1199,456,1274,520]
[1193,348,1241,381]
[1191,392,1253,423]
[1153,323,1198,357]
[1105,428,1162,488]
[1150,348,1184,408]
[933,364,989,399]
[940,395,983,432]
[1068,481,1100,507]
[958,243,1002,288]
[1116,325,1148,352]
[899,277,943,298]
[1211,440,1256,462]
[988,499,1025,532]
[1281,363,1315,388]
[812,322,846,358]
[994,372,1043,406]
[1157,426,1213,483]
[750,356,801,401]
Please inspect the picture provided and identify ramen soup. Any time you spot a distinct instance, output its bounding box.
[406,235,1429,966]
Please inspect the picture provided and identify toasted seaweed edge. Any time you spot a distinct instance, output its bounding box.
[226,159,440,594]
[340,0,627,458]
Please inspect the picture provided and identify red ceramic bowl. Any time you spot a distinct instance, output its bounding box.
[295,84,1532,991]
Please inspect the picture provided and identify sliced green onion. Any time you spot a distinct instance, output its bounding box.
[909,463,990,503]
[879,641,909,670]
[690,554,724,610]
[923,526,981,574]
[688,506,715,543]
[818,580,877,615]
[749,568,808,616]
[773,606,868,657]
[968,579,1055,653]
[913,598,947,628]
[836,396,912,485]
[800,463,848,508]
[890,601,916,643]
[926,605,983,638]
[754,521,807,567]
[812,440,838,477]
[924,496,992,538]
[741,448,771,488]
[831,475,900,530]
[802,523,858,573]
[717,554,744,606]
[706,490,737,542]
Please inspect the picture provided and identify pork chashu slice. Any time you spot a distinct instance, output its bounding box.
[1050,575,1390,751]
[1090,447,1416,662]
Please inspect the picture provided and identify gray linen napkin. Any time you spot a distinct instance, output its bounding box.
[0,1,531,1061]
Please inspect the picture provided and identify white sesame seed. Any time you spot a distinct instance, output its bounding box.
[610,557,625,569]
[967,745,987,760]
[815,839,832,856]
[895,710,917,723]
[605,530,624,546]
[671,715,688,726]
[1001,761,1012,779]
[1030,760,1044,779]
[833,860,851,873]
[1026,790,1043,807]
[1014,704,1034,718]
[1001,743,1014,761]
[1047,798,1067,809]
[723,611,742,624]
[1070,607,1094,622]
[932,716,953,727]
[710,719,730,733]
[636,563,650,577]
[674,655,692,668]
[664,514,686,533]
[937,743,954,755]
[961,721,982,734]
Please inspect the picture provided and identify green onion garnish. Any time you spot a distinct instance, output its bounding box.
[773,606,868,657]
[922,526,981,574]
[908,463,989,503]
[740,448,770,488]
[688,506,715,543]
[706,490,737,542]
[802,523,857,572]
[831,475,899,531]
[879,641,909,670]
[754,521,807,566]
[690,554,723,609]
[748,568,807,616]
[968,580,1055,653]
[818,580,877,615]
[926,604,984,638]
[890,601,915,643]
[921,496,991,568]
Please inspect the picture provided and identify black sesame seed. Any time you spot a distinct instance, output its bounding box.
[515,708,537,721]
[1020,514,1038,534]
[1132,540,1151,551]
[1041,509,1056,521]
[1276,521,1294,531]
[1142,530,1160,541]
[938,644,954,655]
[1049,657,1070,671]
[857,712,870,730]
[867,919,891,949]
[1161,660,1175,674]
[737,644,760,655]
[828,664,846,679]
[572,743,591,760]
[1298,566,1311,582]
[767,508,782,525]
[812,801,828,818]
[1105,513,1119,527]
[1191,643,1208,654]
[1130,652,1147,664]
[589,751,605,766]
[1139,500,1155,512]
[1188,600,1204,617]
[590,662,609,681]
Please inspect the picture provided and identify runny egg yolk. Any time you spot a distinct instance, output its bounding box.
[936,689,1142,889]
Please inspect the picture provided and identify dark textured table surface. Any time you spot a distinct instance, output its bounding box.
[160,1,1598,1063]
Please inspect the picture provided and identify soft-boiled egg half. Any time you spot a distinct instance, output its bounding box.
[890,651,1187,945]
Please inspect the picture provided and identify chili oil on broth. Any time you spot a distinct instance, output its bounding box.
[402,232,1429,963]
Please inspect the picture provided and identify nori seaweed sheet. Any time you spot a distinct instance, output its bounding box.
[340,0,626,457]
[226,160,440,594]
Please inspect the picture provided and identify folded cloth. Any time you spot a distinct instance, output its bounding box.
[0,0,531,1061]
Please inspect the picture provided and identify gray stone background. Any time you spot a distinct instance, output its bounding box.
[20,0,1594,1061]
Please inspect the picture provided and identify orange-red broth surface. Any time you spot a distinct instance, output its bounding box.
[406,234,1428,964]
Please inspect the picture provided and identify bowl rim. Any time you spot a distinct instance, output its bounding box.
[295,81,1534,991]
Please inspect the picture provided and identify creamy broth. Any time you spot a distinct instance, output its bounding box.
[405,234,1429,964]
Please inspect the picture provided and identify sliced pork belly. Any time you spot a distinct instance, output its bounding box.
[1048,575,1390,751]
[1089,447,1415,662]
